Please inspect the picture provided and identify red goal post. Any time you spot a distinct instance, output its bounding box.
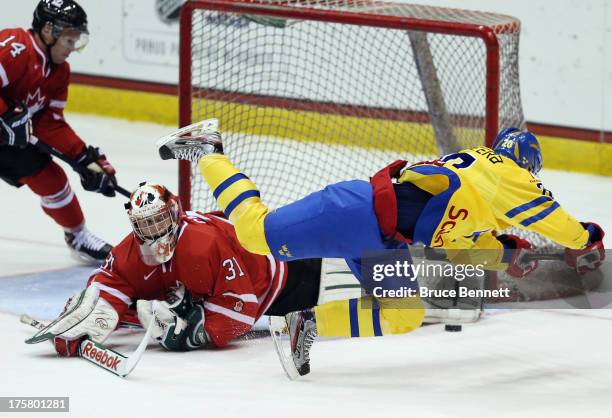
[178,0,524,211]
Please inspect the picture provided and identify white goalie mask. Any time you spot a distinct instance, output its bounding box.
[126,183,183,266]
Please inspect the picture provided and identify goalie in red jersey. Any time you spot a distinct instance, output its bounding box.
[0,0,116,263]
[45,182,322,356]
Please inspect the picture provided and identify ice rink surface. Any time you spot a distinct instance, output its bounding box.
[1,114,611,418]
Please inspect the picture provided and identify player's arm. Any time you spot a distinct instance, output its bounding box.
[495,174,587,248]
[443,230,538,279]
[137,241,260,351]
[33,68,118,196]
[496,176,605,273]
[0,29,32,147]
[86,259,137,320]
[136,277,259,351]
[190,249,260,348]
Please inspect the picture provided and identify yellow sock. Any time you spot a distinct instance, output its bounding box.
[315,296,424,337]
[198,155,271,255]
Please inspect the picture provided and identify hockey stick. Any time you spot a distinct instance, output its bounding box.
[419,247,565,263]
[28,136,131,198]
[20,313,154,378]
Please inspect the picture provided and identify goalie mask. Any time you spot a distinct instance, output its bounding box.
[125,183,183,266]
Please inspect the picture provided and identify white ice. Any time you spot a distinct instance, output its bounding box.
[0,114,611,418]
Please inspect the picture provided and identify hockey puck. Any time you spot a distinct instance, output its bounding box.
[445,324,462,332]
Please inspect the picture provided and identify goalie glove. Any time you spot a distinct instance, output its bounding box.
[54,337,82,357]
[565,222,605,274]
[76,145,117,197]
[0,102,31,147]
[497,234,538,278]
[136,283,210,351]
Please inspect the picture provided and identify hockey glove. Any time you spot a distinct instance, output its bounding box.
[497,234,538,278]
[136,283,210,351]
[0,102,31,147]
[76,145,117,197]
[54,336,83,357]
[565,222,605,274]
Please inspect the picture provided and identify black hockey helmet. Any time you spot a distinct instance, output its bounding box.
[32,0,89,38]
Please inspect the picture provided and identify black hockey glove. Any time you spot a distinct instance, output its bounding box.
[76,145,117,197]
[0,102,31,147]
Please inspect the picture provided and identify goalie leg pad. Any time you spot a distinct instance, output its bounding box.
[26,286,118,345]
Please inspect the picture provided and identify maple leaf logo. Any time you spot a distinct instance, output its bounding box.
[25,88,46,115]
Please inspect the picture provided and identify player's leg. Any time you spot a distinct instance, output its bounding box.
[198,155,387,261]
[20,160,85,231]
[198,154,271,254]
[315,296,424,337]
[268,258,424,378]
[271,296,424,379]
[265,258,322,316]
[157,122,387,260]
[20,160,112,263]
[200,154,385,261]
[0,145,111,263]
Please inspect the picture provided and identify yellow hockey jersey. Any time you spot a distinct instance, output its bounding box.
[398,147,590,268]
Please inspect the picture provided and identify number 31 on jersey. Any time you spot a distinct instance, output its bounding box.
[223,257,245,281]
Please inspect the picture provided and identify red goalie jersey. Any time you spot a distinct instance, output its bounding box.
[87,211,287,347]
[0,28,85,157]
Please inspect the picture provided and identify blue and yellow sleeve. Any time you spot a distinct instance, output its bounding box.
[496,176,589,249]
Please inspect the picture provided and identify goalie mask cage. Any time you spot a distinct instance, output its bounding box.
[179,0,525,212]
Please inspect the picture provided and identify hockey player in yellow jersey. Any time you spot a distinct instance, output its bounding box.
[157,122,605,378]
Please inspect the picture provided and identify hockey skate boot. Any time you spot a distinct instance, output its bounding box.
[157,118,223,162]
[269,309,317,380]
[65,228,112,265]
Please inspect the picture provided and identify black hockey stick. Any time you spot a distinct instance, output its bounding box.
[420,247,565,263]
[28,136,131,198]
[20,313,153,378]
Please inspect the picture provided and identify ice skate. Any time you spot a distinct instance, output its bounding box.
[65,228,112,265]
[157,119,223,162]
[269,309,317,380]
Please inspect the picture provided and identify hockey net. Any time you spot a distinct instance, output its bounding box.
[179,0,595,308]
[179,0,524,210]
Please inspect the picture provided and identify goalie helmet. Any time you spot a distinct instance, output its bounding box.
[492,127,543,175]
[125,183,183,266]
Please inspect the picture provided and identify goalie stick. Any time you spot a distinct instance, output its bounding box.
[20,313,154,378]
[28,135,132,198]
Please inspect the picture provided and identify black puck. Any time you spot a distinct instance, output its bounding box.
[445,324,462,332]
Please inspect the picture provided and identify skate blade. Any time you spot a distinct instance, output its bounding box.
[156,119,219,149]
[269,316,301,381]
